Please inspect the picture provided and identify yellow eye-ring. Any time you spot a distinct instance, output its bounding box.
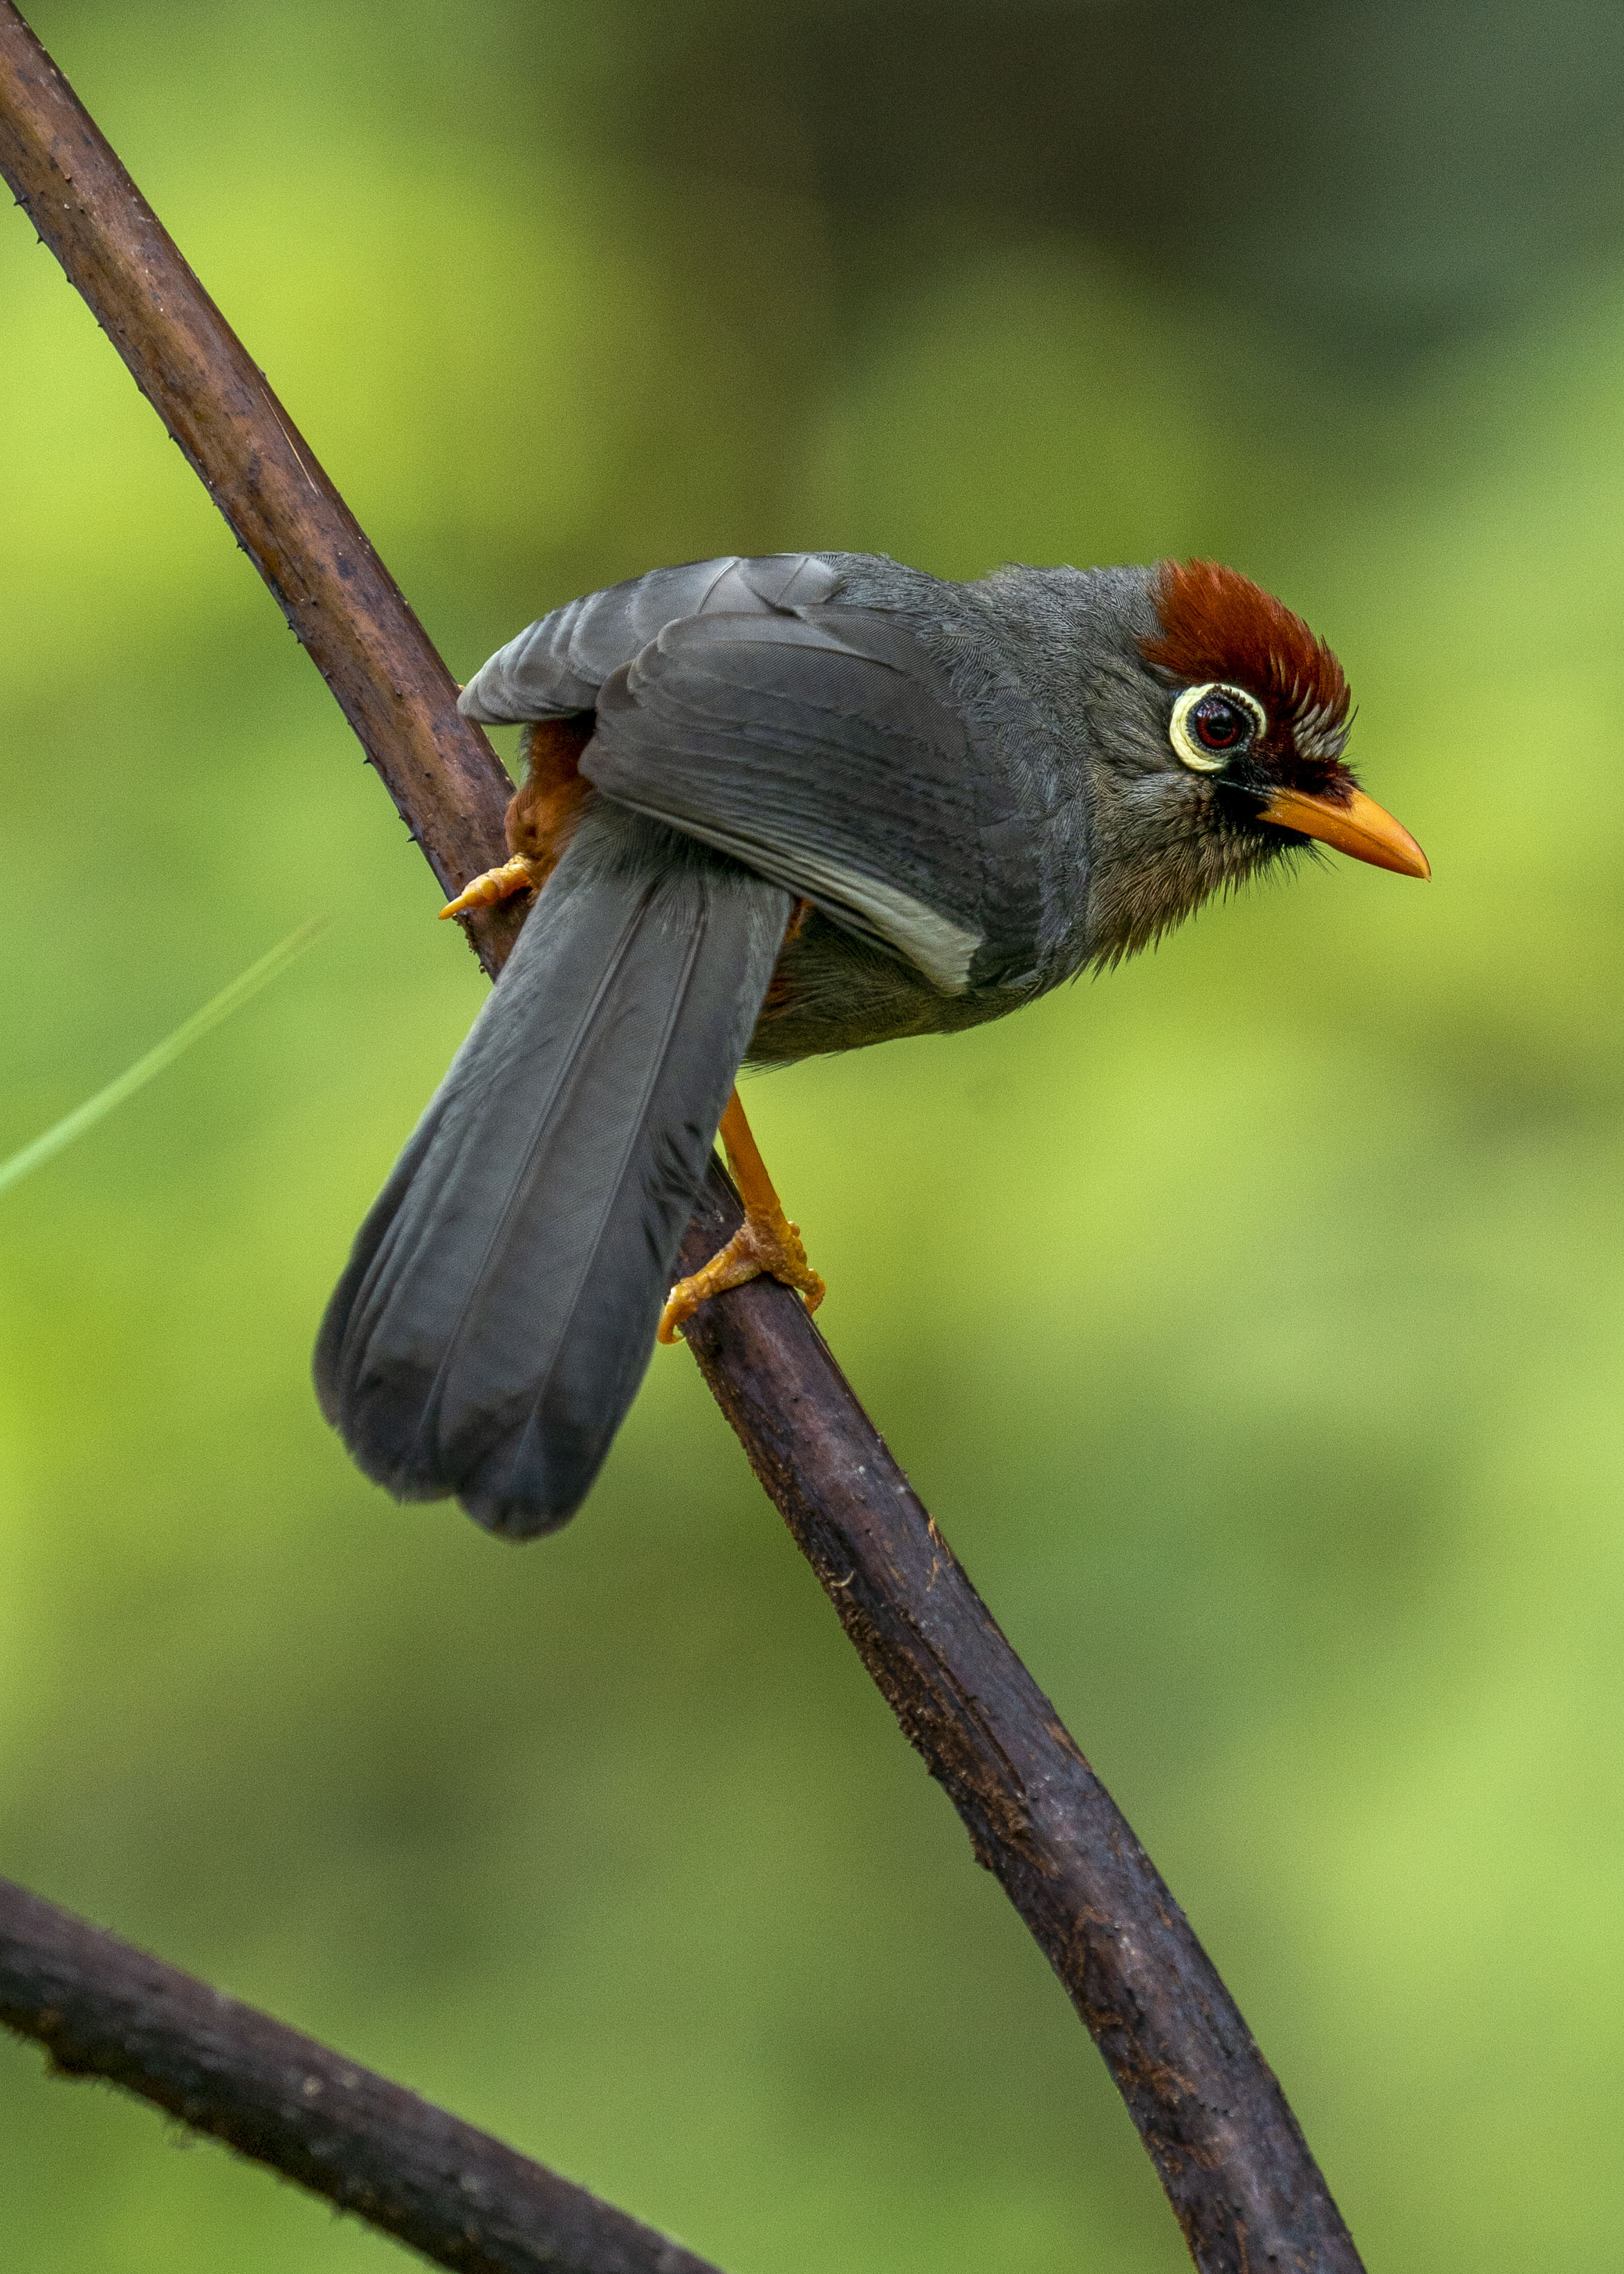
[1170,682,1267,773]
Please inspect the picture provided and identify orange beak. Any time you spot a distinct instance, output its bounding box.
[1257,785,1430,880]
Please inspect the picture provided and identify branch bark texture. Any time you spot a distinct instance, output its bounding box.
[0,8,1365,2271]
[0,1877,722,2274]
[0,1,521,969]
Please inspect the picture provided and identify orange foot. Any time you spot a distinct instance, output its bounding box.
[658,1088,825,1342]
[658,1198,825,1344]
[438,854,546,921]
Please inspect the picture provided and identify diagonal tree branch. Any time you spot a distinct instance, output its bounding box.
[0,1876,724,2274]
[0,9,1365,2271]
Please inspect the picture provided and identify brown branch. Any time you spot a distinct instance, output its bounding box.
[0,9,1365,2272]
[0,1876,724,2274]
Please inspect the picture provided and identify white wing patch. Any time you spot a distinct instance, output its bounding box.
[602,799,981,994]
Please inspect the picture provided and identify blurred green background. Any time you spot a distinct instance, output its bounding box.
[3,1,1623,2266]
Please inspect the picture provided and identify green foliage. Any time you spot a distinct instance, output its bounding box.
[3,3,1623,2267]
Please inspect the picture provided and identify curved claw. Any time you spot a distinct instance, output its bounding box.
[658,1207,825,1344]
[439,855,546,921]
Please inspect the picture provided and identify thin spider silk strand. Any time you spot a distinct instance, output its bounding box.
[0,918,329,1199]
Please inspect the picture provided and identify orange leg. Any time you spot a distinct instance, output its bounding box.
[658,1089,825,1344]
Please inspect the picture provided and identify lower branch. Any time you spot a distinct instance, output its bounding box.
[0,1876,724,2274]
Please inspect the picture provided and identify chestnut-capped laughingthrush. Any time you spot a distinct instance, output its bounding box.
[316,551,1428,1537]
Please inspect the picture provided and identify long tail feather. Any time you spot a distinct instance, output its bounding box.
[315,806,789,1536]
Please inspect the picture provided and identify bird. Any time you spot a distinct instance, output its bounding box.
[315,550,1428,1540]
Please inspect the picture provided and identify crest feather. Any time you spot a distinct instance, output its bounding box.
[1142,560,1350,761]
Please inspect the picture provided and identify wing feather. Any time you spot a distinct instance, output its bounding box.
[584,608,990,992]
[458,553,1044,994]
[456,553,842,723]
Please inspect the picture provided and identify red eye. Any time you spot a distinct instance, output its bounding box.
[1191,693,1254,752]
[1170,681,1268,774]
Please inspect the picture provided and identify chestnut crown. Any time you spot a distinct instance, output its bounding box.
[1141,557,1354,797]
[1072,555,1429,965]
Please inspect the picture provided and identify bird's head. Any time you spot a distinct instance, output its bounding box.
[1080,557,1428,963]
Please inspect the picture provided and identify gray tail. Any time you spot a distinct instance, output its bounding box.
[315,804,791,1537]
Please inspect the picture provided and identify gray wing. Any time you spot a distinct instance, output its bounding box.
[459,551,1042,993]
[457,553,842,722]
[582,606,999,993]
